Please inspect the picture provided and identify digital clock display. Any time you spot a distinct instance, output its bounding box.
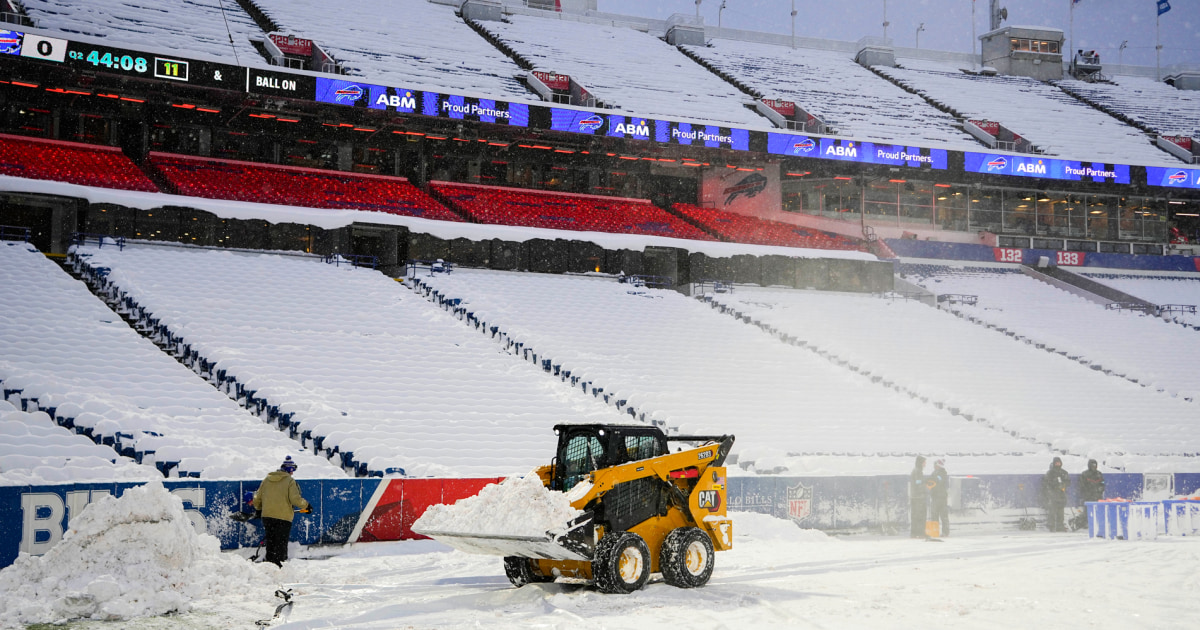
[66,43,149,76]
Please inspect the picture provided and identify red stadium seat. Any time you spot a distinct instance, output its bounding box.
[149,152,463,222]
[0,134,159,192]
[429,181,715,241]
[672,203,869,253]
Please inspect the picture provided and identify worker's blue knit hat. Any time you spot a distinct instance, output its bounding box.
[281,455,297,473]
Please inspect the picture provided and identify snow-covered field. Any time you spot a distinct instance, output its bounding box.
[6,491,1196,630]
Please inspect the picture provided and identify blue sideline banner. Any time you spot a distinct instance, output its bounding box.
[0,473,1175,569]
[0,479,381,570]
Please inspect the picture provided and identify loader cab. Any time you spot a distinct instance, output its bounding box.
[552,424,668,492]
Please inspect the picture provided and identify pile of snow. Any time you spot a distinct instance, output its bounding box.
[731,510,831,544]
[414,473,582,538]
[0,480,274,627]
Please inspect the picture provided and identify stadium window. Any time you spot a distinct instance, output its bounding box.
[968,191,1002,233]
[865,181,897,221]
[899,181,934,224]
[1036,193,1069,237]
[934,185,968,231]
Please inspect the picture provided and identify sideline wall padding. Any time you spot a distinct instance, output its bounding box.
[0,472,1174,569]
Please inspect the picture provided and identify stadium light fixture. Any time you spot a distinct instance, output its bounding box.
[791,0,798,49]
[1175,213,1199,217]
[916,23,925,49]
[719,1,727,30]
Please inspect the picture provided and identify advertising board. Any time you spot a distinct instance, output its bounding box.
[766,133,948,170]
[964,152,1131,184]
[1146,166,1200,189]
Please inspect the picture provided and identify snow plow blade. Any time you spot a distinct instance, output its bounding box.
[414,512,594,561]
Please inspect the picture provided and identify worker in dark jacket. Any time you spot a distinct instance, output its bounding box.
[1041,457,1070,532]
[252,455,310,566]
[910,455,928,538]
[928,459,950,537]
[1078,459,1105,525]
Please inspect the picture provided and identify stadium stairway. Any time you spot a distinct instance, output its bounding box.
[64,247,353,475]
[403,274,658,431]
[699,289,1124,460]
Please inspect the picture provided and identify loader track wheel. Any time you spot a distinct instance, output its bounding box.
[503,556,553,587]
[592,531,650,594]
[660,527,714,588]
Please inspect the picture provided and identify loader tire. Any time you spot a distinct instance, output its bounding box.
[660,527,714,588]
[503,556,553,587]
[592,531,650,594]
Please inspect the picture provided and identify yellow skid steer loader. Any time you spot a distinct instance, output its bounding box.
[416,423,734,593]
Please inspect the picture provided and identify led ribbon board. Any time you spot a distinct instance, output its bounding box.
[315,77,528,127]
[1146,166,1200,189]
[766,133,948,169]
[550,108,748,149]
[1,28,256,91]
[965,152,1130,184]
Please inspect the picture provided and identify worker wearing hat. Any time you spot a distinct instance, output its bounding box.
[252,455,311,567]
[927,459,950,537]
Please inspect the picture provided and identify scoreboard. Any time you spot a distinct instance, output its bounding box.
[2,28,278,92]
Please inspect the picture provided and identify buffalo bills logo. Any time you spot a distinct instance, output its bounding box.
[1167,170,1189,185]
[0,31,20,55]
[792,139,815,154]
[578,115,604,131]
[333,84,364,102]
[986,156,1008,171]
[723,173,768,205]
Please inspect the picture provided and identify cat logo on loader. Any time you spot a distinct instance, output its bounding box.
[415,424,735,593]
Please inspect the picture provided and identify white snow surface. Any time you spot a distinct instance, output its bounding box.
[0,406,154,485]
[479,14,768,127]
[0,240,341,481]
[77,244,631,477]
[902,262,1200,407]
[0,480,276,628]
[1057,75,1200,138]
[683,39,981,150]
[249,0,531,99]
[713,284,1200,472]
[414,473,582,538]
[1080,270,1200,328]
[24,511,1200,629]
[418,268,1046,475]
[876,63,1181,166]
[17,0,270,68]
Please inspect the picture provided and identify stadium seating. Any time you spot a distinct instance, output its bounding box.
[75,244,630,478]
[708,286,1200,469]
[681,41,980,149]
[18,0,265,69]
[1056,76,1200,139]
[0,240,341,479]
[149,152,463,221]
[0,133,159,192]
[477,14,765,127]
[875,65,1177,165]
[672,203,868,251]
[901,263,1200,401]
[249,0,530,98]
[417,268,1041,473]
[431,181,716,240]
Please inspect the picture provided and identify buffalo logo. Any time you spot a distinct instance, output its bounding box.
[333,84,364,102]
[697,489,721,512]
[0,31,20,55]
[787,482,813,523]
[1167,170,1189,185]
[723,172,768,205]
[578,114,604,131]
[792,139,815,154]
[986,156,1008,171]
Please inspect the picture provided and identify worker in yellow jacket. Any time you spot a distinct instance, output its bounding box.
[252,455,310,566]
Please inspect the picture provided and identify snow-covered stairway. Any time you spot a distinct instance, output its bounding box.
[899,263,1200,402]
[705,286,1200,471]
[415,268,1043,476]
[69,243,626,478]
[2,240,338,480]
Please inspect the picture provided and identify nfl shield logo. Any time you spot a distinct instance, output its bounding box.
[787,482,813,523]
